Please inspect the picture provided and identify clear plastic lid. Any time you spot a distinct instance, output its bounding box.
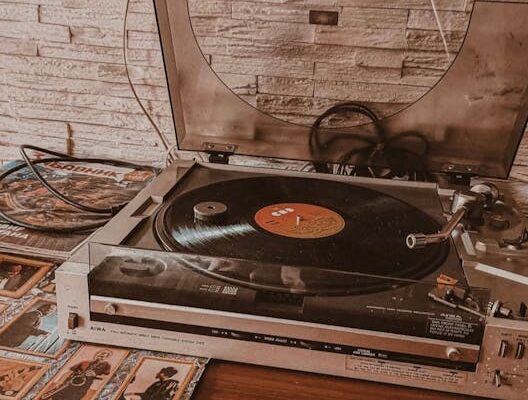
[154,0,528,178]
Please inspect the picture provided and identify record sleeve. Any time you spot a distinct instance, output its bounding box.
[0,160,155,259]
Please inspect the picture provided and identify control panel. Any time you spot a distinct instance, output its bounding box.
[471,319,528,399]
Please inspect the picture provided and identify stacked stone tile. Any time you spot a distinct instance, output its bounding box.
[0,0,171,164]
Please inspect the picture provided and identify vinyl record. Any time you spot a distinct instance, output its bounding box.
[154,176,449,295]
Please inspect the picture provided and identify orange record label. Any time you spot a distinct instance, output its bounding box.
[254,203,345,239]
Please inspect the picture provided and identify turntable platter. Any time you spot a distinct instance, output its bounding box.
[154,176,449,295]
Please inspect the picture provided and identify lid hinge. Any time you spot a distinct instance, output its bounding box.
[447,172,473,186]
[203,143,236,164]
[442,163,478,186]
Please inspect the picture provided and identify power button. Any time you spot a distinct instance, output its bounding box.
[67,312,79,329]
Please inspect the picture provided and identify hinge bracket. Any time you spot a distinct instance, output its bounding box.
[442,163,478,186]
[447,172,473,186]
[203,143,236,164]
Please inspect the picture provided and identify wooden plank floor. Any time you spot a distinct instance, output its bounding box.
[193,361,476,400]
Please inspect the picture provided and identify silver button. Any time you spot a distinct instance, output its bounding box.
[446,346,461,361]
[104,303,117,316]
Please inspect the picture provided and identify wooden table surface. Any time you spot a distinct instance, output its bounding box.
[193,361,475,400]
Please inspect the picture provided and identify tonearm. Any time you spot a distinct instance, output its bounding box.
[406,183,500,249]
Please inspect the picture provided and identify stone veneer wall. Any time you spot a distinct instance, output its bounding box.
[0,0,526,179]
[193,0,470,125]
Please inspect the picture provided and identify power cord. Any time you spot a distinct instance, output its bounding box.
[0,145,158,233]
[310,102,382,175]
[0,1,177,233]
[122,0,174,164]
[310,102,432,181]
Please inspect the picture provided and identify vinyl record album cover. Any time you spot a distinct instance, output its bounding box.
[0,161,155,258]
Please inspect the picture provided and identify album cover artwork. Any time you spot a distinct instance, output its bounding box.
[39,282,56,295]
[114,356,197,400]
[0,356,49,400]
[37,269,56,295]
[35,345,128,400]
[0,254,53,299]
[0,223,89,260]
[0,298,69,358]
[0,160,155,258]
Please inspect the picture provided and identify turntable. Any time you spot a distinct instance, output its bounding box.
[56,1,528,399]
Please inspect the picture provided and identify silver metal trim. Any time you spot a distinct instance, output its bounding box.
[90,296,480,363]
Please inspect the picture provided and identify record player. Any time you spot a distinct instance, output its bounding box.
[56,1,528,398]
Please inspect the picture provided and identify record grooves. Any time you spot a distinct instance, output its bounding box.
[154,176,449,295]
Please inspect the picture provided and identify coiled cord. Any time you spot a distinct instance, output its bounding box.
[0,145,158,233]
[310,102,432,181]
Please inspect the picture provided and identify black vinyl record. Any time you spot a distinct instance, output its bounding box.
[154,176,449,295]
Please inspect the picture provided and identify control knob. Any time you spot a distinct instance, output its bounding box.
[104,303,117,316]
[493,370,502,388]
[446,347,461,361]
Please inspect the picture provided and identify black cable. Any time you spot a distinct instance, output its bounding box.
[309,102,432,180]
[18,145,156,215]
[0,146,158,233]
[310,102,381,154]
[309,102,381,174]
[0,0,165,233]
[337,130,431,179]
[122,0,171,154]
